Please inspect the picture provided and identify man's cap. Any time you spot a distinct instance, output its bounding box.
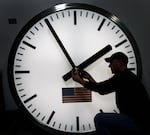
[105,52,128,64]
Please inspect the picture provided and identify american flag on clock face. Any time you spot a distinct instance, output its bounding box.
[62,87,92,103]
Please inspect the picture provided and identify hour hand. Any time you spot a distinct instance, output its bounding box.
[63,45,112,81]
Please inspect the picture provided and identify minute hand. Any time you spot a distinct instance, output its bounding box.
[63,45,112,81]
[44,19,76,68]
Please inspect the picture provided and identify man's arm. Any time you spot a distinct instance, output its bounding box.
[72,70,116,95]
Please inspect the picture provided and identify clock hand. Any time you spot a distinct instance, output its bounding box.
[63,45,112,81]
[44,18,76,68]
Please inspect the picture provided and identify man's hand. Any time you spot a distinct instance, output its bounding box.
[72,69,85,86]
[72,69,96,85]
[80,70,96,83]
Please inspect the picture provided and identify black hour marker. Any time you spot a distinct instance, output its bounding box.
[74,11,77,25]
[115,39,127,48]
[47,111,55,125]
[24,94,37,104]
[15,70,30,74]
[98,18,106,31]
[23,41,36,49]
[76,116,79,131]
[129,68,135,71]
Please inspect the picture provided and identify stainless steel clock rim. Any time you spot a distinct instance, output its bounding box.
[7,3,142,135]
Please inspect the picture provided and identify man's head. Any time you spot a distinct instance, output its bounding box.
[105,52,128,73]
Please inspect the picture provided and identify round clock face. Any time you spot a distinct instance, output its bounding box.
[8,3,141,135]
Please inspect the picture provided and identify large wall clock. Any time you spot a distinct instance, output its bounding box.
[8,3,141,135]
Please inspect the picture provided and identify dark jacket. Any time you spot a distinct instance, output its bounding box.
[84,69,150,131]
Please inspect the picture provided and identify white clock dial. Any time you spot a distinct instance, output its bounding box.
[8,3,141,135]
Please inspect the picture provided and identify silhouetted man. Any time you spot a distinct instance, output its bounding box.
[72,52,150,135]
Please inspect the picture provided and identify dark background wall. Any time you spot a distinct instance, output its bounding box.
[0,0,150,110]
